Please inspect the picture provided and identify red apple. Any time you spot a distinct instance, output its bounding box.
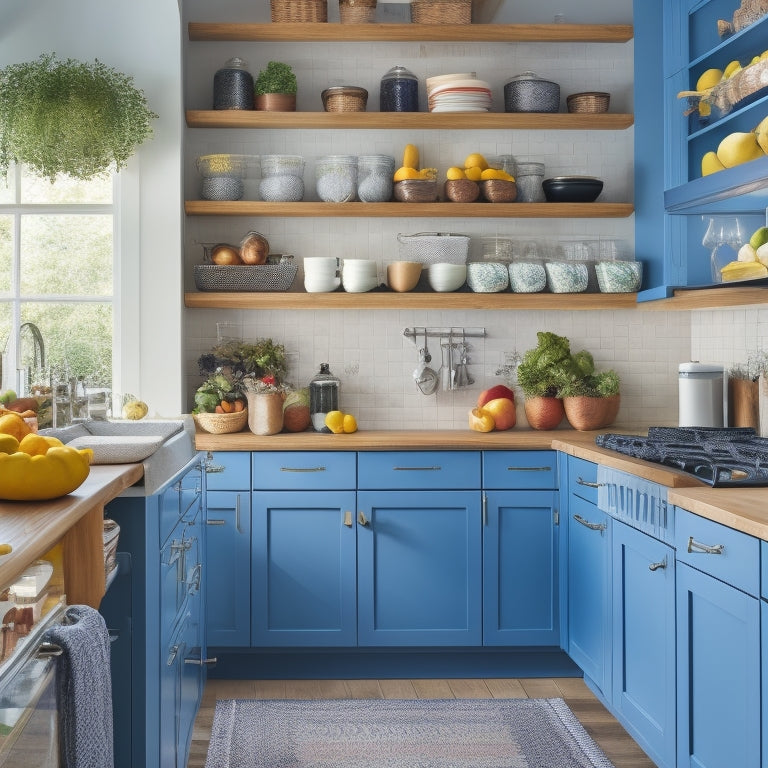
[477,384,516,408]
[481,397,517,430]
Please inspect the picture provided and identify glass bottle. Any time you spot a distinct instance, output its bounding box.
[309,363,340,432]
[379,66,419,112]
[213,57,254,110]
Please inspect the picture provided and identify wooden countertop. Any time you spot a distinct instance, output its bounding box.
[0,463,144,602]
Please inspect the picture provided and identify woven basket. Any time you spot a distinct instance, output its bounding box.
[481,179,517,203]
[732,58,768,104]
[393,179,438,202]
[444,179,480,203]
[322,86,368,112]
[339,0,376,23]
[566,91,610,113]
[410,0,471,24]
[194,263,298,292]
[194,409,249,434]
[271,0,328,22]
[397,232,470,265]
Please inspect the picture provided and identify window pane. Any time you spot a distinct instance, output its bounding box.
[20,214,112,295]
[0,172,14,204]
[0,216,11,294]
[21,169,112,204]
[0,303,11,390]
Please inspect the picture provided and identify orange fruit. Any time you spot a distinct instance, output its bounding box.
[220,400,233,413]
[0,412,32,441]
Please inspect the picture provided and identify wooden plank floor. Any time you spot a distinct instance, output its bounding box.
[187,677,658,768]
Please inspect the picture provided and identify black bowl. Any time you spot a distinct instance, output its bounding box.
[542,176,603,203]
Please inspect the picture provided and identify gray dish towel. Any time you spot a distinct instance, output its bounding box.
[44,605,114,768]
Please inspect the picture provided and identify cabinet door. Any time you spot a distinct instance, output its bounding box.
[566,495,611,697]
[252,490,357,646]
[205,490,251,647]
[612,521,675,768]
[356,490,481,646]
[676,562,760,768]
[483,490,559,646]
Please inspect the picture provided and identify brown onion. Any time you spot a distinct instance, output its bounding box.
[240,231,269,265]
[211,244,242,265]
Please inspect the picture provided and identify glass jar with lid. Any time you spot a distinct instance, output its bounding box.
[380,66,419,112]
[515,161,546,203]
[315,155,358,202]
[309,363,340,432]
[357,155,395,202]
[213,57,254,110]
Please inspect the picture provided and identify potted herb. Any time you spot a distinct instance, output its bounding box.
[198,338,288,383]
[254,61,298,112]
[557,359,621,431]
[0,53,157,182]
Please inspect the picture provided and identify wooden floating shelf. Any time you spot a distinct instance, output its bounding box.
[184,201,634,219]
[184,291,639,310]
[186,110,634,131]
[652,286,768,310]
[188,22,634,44]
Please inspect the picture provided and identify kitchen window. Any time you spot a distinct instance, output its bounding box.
[0,164,116,427]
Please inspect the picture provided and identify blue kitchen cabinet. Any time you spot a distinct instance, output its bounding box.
[762,541,768,768]
[675,507,761,768]
[204,451,251,647]
[101,454,207,768]
[482,451,559,647]
[611,519,676,768]
[563,456,612,699]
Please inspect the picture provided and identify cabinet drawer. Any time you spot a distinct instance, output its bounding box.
[568,456,599,505]
[675,507,759,597]
[482,451,557,489]
[252,451,356,490]
[762,541,768,600]
[357,451,480,490]
[204,451,250,490]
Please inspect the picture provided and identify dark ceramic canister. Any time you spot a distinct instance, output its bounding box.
[309,363,340,432]
[213,57,254,110]
[380,66,419,112]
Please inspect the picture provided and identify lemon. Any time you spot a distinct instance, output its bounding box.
[393,166,420,181]
[701,150,725,176]
[446,166,466,180]
[342,414,358,433]
[324,410,345,434]
[716,131,764,168]
[464,152,488,170]
[0,434,19,454]
[723,60,742,79]
[122,400,149,420]
[18,433,52,456]
[695,68,723,91]
[402,144,419,170]
[464,166,483,181]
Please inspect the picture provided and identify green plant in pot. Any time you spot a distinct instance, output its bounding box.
[556,357,621,431]
[0,53,157,182]
[254,61,297,112]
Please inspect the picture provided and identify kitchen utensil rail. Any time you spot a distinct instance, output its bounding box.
[403,326,485,340]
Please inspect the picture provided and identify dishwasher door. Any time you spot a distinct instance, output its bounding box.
[0,604,66,768]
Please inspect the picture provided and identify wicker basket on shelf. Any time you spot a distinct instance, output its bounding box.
[410,0,471,24]
[566,91,610,113]
[444,179,480,203]
[393,179,438,202]
[194,409,249,434]
[339,0,376,23]
[480,179,517,203]
[271,0,328,23]
[321,86,368,112]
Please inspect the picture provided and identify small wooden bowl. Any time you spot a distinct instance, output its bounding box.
[387,261,423,292]
[444,178,480,203]
[393,179,438,203]
[481,179,517,203]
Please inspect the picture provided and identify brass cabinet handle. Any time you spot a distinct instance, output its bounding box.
[344,510,353,527]
[357,511,369,526]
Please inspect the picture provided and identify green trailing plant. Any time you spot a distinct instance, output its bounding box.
[0,53,158,182]
[198,338,288,383]
[254,61,297,96]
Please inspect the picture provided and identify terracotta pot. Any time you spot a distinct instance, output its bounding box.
[563,394,620,431]
[254,93,296,112]
[524,396,565,430]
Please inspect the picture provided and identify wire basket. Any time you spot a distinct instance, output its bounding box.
[566,91,610,113]
[410,0,471,24]
[194,263,298,292]
[271,0,328,22]
[194,409,249,434]
[397,232,470,265]
[321,86,368,112]
[339,0,376,23]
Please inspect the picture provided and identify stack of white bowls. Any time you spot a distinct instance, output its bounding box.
[304,257,341,293]
[342,259,379,293]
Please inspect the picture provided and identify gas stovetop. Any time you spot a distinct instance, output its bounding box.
[596,427,768,487]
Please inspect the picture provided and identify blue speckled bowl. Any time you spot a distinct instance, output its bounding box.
[467,262,509,293]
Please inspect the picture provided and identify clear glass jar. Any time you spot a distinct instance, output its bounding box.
[515,161,545,202]
[357,155,395,202]
[259,155,305,202]
[315,155,358,202]
[309,363,340,432]
[380,66,419,112]
[213,57,254,110]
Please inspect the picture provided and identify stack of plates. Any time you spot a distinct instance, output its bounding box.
[426,73,492,113]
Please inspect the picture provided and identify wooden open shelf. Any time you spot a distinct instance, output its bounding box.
[188,22,633,44]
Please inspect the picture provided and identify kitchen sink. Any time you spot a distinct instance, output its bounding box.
[40,417,198,495]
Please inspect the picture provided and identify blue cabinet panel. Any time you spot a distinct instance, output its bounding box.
[252,490,357,646]
[612,521,676,768]
[483,490,559,646]
[481,451,557,490]
[358,451,481,490]
[357,490,482,646]
[205,450,251,490]
[676,561,760,768]
[252,451,356,490]
[567,456,599,506]
[206,490,251,647]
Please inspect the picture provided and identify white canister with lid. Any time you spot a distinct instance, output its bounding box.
[678,362,724,427]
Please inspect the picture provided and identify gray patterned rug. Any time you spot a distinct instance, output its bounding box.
[205,697,617,768]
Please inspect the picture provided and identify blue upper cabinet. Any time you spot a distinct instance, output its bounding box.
[642,0,768,299]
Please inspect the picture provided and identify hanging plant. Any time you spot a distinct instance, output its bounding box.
[0,53,158,182]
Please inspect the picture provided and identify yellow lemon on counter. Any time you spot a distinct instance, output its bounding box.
[464,152,488,170]
[696,68,723,91]
[325,411,345,434]
[446,166,466,180]
[0,434,19,454]
[342,414,358,433]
